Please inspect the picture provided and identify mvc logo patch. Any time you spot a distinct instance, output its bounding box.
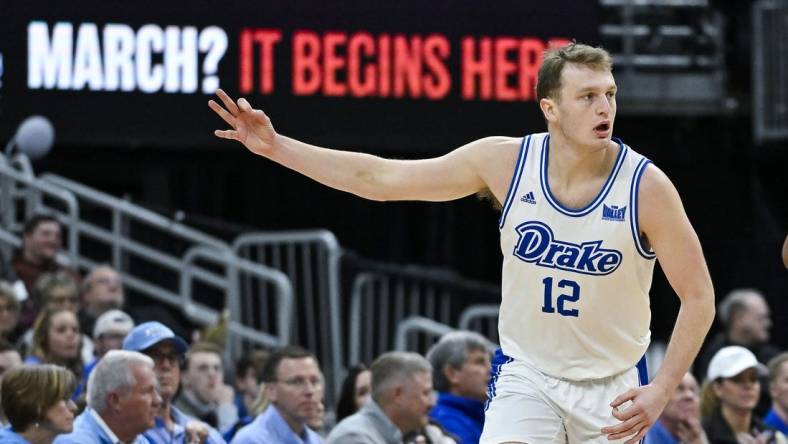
[513,221,622,275]
[602,204,626,222]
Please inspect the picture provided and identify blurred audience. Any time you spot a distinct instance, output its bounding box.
[0,339,23,426]
[0,339,22,378]
[696,288,781,415]
[233,350,269,424]
[53,350,161,444]
[334,364,371,423]
[176,341,238,434]
[0,364,77,444]
[83,309,134,380]
[647,372,709,444]
[20,272,94,364]
[766,353,788,435]
[426,331,490,444]
[696,289,779,381]
[327,351,436,444]
[700,346,786,443]
[78,265,125,338]
[27,308,83,397]
[11,215,80,332]
[231,346,323,444]
[123,321,225,444]
[0,282,20,343]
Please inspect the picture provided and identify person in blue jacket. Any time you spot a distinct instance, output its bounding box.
[0,364,77,444]
[426,331,493,444]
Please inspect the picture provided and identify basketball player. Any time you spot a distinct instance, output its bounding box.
[209,43,715,444]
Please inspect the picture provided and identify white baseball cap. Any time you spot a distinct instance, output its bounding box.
[93,309,135,340]
[706,345,767,381]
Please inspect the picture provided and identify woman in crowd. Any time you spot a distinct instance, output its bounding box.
[19,273,93,363]
[0,282,20,343]
[25,308,83,398]
[334,364,371,423]
[701,346,787,443]
[0,364,77,444]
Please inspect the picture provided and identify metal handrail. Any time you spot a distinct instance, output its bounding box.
[232,230,343,404]
[458,304,500,330]
[394,316,456,351]
[40,173,229,251]
[182,245,294,348]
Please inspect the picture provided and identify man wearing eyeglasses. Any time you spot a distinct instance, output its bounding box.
[231,346,324,444]
[124,321,226,444]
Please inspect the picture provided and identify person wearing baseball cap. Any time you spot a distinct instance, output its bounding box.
[123,321,226,444]
[83,309,136,381]
[700,346,786,443]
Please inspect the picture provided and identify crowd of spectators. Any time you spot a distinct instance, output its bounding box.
[0,213,786,443]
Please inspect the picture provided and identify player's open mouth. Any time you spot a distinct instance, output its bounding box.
[593,122,610,137]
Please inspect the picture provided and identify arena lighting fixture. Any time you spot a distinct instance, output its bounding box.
[3,115,55,161]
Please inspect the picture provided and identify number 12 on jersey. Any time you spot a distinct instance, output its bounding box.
[541,277,580,317]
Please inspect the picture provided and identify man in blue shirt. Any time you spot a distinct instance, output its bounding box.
[426,331,492,444]
[765,353,788,435]
[645,372,708,444]
[123,321,226,444]
[231,346,323,444]
[54,350,161,444]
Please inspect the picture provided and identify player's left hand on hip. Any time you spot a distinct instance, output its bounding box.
[600,385,669,443]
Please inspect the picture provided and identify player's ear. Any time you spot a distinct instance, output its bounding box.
[539,97,558,123]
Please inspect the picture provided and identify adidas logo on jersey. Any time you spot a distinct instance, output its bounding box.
[513,221,622,276]
[602,204,626,222]
[520,191,536,204]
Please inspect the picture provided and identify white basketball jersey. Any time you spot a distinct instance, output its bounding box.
[498,132,656,380]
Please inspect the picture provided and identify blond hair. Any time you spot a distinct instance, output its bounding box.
[537,43,613,102]
[0,364,75,432]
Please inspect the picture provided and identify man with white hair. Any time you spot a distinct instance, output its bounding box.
[426,331,492,444]
[54,350,162,444]
[327,351,437,444]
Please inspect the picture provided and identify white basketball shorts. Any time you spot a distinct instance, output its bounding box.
[480,348,648,444]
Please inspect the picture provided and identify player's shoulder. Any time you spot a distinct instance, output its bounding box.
[463,135,522,150]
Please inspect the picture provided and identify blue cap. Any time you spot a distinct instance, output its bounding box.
[122,321,188,354]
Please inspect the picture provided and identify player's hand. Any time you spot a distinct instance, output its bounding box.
[209,89,277,156]
[676,417,709,444]
[600,384,670,443]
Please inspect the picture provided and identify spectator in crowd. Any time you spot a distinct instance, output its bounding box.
[20,272,94,364]
[327,351,436,444]
[231,346,323,444]
[78,265,125,339]
[0,282,20,343]
[233,350,269,424]
[700,346,786,443]
[176,342,238,434]
[0,339,23,425]
[11,215,80,332]
[0,364,77,444]
[0,340,22,379]
[83,309,134,379]
[695,288,781,415]
[27,308,83,389]
[425,331,490,444]
[334,364,371,423]
[53,350,161,444]
[123,321,225,444]
[696,289,780,382]
[646,372,709,444]
[766,353,788,435]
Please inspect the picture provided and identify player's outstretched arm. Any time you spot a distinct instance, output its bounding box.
[602,164,715,444]
[209,89,505,202]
